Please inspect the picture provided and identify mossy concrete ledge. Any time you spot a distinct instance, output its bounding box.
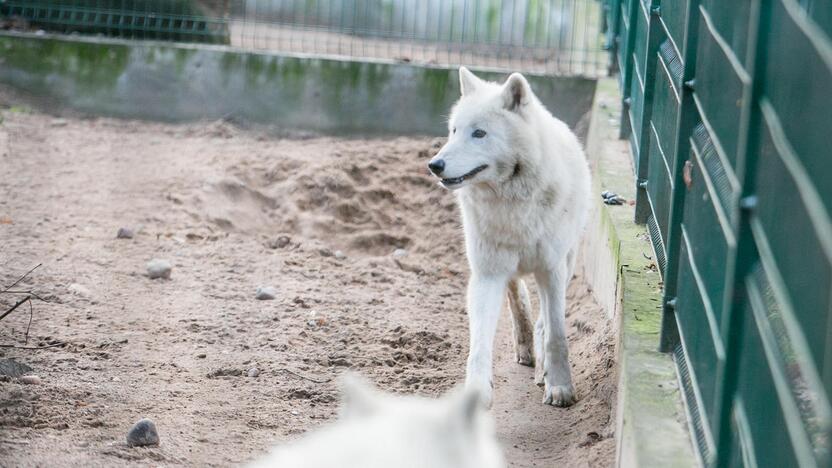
[584,78,697,468]
[0,32,595,136]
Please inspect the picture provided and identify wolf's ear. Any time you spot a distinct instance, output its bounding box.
[340,373,380,419]
[448,386,483,430]
[502,73,531,111]
[459,66,482,96]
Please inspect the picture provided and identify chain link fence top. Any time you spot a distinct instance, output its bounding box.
[1,0,609,77]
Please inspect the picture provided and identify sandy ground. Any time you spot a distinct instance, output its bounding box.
[0,100,615,467]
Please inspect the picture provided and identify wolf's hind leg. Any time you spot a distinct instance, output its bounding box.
[507,277,535,367]
[535,259,576,407]
[534,315,545,386]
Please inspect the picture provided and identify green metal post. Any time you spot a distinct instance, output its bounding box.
[633,0,663,225]
[658,0,701,353]
[712,0,770,465]
[618,0,640,140]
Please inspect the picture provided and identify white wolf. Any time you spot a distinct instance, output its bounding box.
[427,67,591,408]
[248,375,505,468]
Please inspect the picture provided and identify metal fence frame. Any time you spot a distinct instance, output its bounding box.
[605,0,832,466]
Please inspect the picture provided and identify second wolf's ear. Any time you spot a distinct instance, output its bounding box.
[448,386,483,430]
[340,373,380,419]
[459,66,482,96]
[503,73,531,111]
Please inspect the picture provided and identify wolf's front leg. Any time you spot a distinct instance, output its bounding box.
[535,261,576,407]
[465,274,509,409]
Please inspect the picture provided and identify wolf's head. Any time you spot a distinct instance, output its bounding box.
[428,67,537,190]
[250,373,505,468]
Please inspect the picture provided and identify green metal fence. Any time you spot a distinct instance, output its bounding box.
[605,0,832,465]
[0,0,609,77]
[0,1,232,43]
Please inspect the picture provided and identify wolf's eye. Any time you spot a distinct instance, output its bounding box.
[472,129,487,138]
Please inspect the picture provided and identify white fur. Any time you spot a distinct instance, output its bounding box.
[248,375,505,468]
[428,67,591,408]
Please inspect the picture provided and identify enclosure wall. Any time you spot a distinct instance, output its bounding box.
[0,33,595,136]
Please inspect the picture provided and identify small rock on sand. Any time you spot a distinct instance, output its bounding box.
[318,248,333,257]
[266,235,291,249]
[392,248,408,258]
[255,286,277,300]
[18,375,42,385]
[116,227,134,239]
[334,250,346,259]
[146,259,172,279]
[247,367,260,378]
[126,418,160,447]
[68,283,92,297]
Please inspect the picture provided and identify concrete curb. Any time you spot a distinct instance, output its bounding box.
[584,78,697,468]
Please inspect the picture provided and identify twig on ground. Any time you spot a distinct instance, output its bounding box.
[1,263,41,293]
[1,264,50,342]
[0,341,66,350]
[276,368,331,384]
[0,296,29,322]
[3,290,48,301]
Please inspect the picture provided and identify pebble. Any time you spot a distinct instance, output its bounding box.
[334,250,346,259]
[146,259,172,279]
[18,375,42,385]
[266,235,291,249]
[247,367,260,378]
[126,418,160,447]
[318,248,333,257]
[68,283,92,298]
[392,248,408,258]
[255,286,277,300]
[116,227,134,239]
[307,310,326,327]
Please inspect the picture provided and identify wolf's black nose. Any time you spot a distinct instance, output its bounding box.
[428,159,445,176]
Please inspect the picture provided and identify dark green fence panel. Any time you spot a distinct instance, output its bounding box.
[606,0,832,465]
[730,266,804,468]
[627,0,664,223]
[643,44,676,272]
[0,0,231,44]
[692,2,751,175]
[676,117,731,446]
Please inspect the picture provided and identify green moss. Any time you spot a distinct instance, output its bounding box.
[418,68,452,112]
[0,36,130,92]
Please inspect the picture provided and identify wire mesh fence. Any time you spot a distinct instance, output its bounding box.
[0,0,608,77]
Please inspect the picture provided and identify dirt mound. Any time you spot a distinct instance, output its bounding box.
[170,137,453,259]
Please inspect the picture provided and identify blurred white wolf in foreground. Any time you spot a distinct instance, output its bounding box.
[427,67,592,408]
[248,375,505,468]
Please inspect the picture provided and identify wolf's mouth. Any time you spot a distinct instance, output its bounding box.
[441,164,489,187]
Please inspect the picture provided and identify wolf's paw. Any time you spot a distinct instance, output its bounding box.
[543,384,577,407]
[515,345,534,367]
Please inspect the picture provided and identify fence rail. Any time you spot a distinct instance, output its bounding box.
[605,0,832,466]
[0,0,609,76]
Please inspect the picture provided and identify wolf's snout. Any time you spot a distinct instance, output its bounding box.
[428,159,445,176]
